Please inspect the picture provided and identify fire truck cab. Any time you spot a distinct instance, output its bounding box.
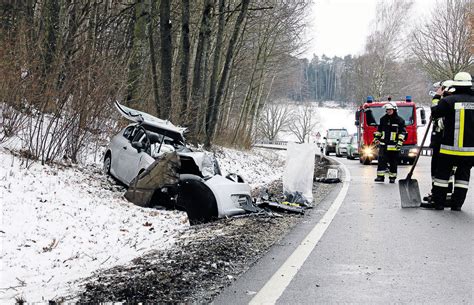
[355,96,426,165]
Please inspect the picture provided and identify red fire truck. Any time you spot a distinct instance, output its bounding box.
[355,96,426,165]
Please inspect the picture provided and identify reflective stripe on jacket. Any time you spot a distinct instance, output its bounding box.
[375,113,406,147]
[432,89,474,157]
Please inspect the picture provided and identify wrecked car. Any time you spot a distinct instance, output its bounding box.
[104,101,252,225]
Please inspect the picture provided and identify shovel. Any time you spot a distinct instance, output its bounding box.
[399,118,432,208]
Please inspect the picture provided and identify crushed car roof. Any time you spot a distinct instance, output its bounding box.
[115,101,187,136]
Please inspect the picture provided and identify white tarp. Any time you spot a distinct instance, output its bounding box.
[283,142,317,202]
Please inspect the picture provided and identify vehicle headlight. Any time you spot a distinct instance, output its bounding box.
[363,147,375,156]
[408,148,418,157]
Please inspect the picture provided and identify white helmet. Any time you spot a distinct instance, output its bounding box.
[383,102,397,111]
[452,72,472,87]
[442,80,455,92]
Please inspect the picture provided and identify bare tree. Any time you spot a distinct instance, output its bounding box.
[178,0,190,121]
[148,0,160,116]
[289,102,317,143]
[160,0,172,119]
[205,0,251,148]
[411,0,473,81]
[257,100,294,142]
[187,0,213,139]
[363,0,414,99]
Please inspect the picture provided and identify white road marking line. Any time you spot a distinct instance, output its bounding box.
[249,159,351,305]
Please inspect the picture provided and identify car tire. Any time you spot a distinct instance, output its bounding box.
[104,152,112,175]
[325,150,329,156]
[363,157,371,165]
[177,175,218,225]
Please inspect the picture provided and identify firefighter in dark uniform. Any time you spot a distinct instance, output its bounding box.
[373,102,407,183]
[431,72,474,211]
[422,80,455,204]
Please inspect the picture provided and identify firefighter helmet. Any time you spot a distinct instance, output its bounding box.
[383,102,397,111]
[442,80,455,91]
[452,72,472,87]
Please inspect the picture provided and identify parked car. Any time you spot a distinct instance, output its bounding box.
[335,136,351,157]
[104,101,252,224]
[346,134,360,160]
[324,128,348,156]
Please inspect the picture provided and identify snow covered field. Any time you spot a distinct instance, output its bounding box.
[0,143,285,302]
[279,103,357,143]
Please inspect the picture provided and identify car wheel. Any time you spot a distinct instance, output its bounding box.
[177,175,218,225]
[325,149,329,156]
[104,153,112,175]
[363,157,371,165]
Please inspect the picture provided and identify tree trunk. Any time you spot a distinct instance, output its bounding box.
[204,0,250,148]
[179,0,190,120]
[188,0,213,139]
[42,0,60,79]
[205,0,225,143]
[160,0,172,119]
[126,0,146,106]
[148,0,160,116]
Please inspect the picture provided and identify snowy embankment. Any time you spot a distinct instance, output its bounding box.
[0,104,350,302]
[0,144,285,302]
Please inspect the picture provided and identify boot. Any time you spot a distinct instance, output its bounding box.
[374,176,384,182]
[423,193,432,202]
[451,205,462,211]
[389,177,396,184]
[420,202,435,208]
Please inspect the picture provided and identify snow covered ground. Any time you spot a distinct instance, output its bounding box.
[0,143,285,302]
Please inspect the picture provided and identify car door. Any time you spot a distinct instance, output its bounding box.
[118,127,148,185]
[110,126,134,183]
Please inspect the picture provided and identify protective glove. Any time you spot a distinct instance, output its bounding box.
[395,140,403,150]
[437,118,444,130]
[372,139,380,146]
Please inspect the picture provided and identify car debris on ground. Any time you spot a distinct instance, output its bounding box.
[71,174,338,303]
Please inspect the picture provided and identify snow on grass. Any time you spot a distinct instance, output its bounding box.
[0,147,189,302]
[1,105,364,302]
[215,147,286,188]
[0,143,286,302]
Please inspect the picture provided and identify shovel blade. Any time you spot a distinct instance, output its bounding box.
[399,178,422,208]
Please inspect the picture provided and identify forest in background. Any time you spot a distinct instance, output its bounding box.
[0,0,472,164]
[290,0,473,107]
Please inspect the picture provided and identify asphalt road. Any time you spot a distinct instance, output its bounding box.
[214,156,474,304]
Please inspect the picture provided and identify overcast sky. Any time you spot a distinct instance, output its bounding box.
[301,0,434,59]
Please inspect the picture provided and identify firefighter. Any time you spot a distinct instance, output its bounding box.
[373,102,407,183]
[430,72,474,211]
[422,80,455,205]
